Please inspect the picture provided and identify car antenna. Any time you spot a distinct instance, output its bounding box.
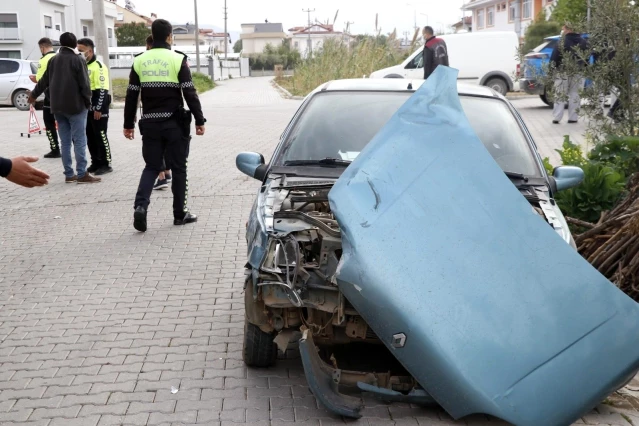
[407,82,413,90]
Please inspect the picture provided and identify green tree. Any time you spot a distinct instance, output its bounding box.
[522,10,562,53]
[233,39,243,53]
[550,0,588,25]
[115,23,150,47]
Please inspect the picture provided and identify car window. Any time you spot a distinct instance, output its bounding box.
[30,62,38,74]
[405,52,424,69]
[0,60,19,74]
[276,92,542,177]
[532,40,557,53]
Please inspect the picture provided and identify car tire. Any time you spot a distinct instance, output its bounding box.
[485,78,508,95]
[540,92,552,107]
[384,74,404,79]
[12,90,30,111]
[243,321,277,368]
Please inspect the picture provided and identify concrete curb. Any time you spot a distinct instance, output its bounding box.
[271,79,304,101]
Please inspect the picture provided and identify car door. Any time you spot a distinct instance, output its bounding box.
[403,48,424,79]
[0,59,21,102]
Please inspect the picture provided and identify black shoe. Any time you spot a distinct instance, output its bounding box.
[568,120,578,124]
[174,212,197,226]
[133,206,147,232]
[44,150,61,159]
[87,164,100,174]
[552,120,560,124]
[95,166,113,175]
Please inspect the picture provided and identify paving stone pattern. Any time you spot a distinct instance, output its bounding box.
[0,77,633,425]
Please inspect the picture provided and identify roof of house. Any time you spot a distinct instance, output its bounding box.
[241,23,285,33]
[452,17,473,27]
[289,23,342,35]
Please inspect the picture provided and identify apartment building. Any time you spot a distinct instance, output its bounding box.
[0,0,117,61]
[462,0,557,41]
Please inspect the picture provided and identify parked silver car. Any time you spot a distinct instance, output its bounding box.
[0,58,44,111]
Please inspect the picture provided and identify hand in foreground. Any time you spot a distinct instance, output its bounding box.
[29,75,37,83]
[94,111,102,120]
[6,156,50,188]
[27,92,37,105]
[196,125,205,136]
[124,129,135,140]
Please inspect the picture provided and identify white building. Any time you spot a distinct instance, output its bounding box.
[462,0,557,42]
[0,0,118,61]
[288,23,351,58]
[240,22,287,54]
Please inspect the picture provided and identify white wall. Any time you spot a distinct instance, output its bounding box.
[291,33,342,57]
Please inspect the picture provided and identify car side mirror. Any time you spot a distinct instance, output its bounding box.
[236,152,267,181]
[553,166,584,191]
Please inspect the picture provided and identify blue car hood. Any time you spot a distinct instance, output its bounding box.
[327,67,639,426]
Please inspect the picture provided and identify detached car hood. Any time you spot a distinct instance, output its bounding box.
[328,66,639,426]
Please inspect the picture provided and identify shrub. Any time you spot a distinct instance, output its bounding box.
[588,136,639,173]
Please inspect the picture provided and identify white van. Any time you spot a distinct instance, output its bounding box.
[369,31,520,95]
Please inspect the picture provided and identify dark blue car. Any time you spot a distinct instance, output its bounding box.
[521,34,593,106]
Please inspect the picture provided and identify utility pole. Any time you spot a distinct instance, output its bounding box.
[194,0,201,73]
[302,8,315,58]
[223,0,228,59]
[91,0,112,94]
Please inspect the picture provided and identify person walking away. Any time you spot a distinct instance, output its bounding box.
[422,26,449,80]
[123,19,206,232]
[28,32,101,184]
[0,156,50,188]
[550,24,588,124]
[77,38,113,175]
[29,38,60,159]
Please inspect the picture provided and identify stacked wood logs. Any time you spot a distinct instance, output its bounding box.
[568,173,639,300]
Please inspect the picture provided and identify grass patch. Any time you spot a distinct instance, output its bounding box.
[112,71,215,102]
[279,35,413,97]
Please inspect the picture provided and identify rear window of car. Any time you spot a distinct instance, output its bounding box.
[277,91,542,178]
[30,62,38,74]
[533,40,557,53]
[0,60,19,74]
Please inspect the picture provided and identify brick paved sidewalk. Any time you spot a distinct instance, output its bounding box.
[0,77,636,425]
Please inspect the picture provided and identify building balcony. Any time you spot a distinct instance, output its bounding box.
[0,28,22,42]
[45,28,63,41]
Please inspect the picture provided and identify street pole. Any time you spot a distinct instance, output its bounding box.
[587,0,591,26]
[91,0,112,95]
[194,0,201,73]
[302,8,315,58]
[224,0,228,59]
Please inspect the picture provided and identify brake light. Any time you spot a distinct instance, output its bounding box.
[517,64,521,76]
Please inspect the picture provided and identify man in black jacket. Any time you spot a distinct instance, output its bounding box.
[28,32,101,184]
[0,156,49,188]
[422,26,449,80]
[123,19,206,232]
[550,24,589,124]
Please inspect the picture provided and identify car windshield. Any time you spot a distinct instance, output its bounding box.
[276,92,542,177]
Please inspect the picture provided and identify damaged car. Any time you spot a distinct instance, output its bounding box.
[236,67,639,426]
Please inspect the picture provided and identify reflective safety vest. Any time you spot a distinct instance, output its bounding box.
[133,48,184,84]
[87,59,110,91]
[36,51,55,81]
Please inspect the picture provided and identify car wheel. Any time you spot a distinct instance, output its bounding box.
[12,90,30,111]
[485,78,508,95]
[243,321,277,368]
[384,74,404,79]
[540,92,552,107]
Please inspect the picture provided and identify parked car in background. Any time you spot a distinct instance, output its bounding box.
[0,59,44,111]
[369,31,520,95]
[521,34,594,106]
[230,75,639,426]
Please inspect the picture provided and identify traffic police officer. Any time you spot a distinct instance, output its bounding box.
[78,38,113,175]
[123,19,206,232]
[30,38,60,159]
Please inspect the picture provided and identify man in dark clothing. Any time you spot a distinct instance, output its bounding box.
[123,19,206,232]
[0,156,50,188]
[77,38,113,175]
[422,26,449,80]
[29,32,101,184]
[29,38,60,159]
[550,24,589,124]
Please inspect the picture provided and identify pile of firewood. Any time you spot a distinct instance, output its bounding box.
[568,173,639,300]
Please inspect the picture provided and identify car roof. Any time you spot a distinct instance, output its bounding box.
[311,78,501,99]
[544,33,589,41]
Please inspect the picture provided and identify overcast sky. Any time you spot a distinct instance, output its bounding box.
[118,0,468,36]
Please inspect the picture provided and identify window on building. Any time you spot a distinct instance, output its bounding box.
[55,24,61,31]
[0,58,20,73]
[107,28,113,39]
[117,13,124,21]
[509,1,518,21]
[522,0,532,19]
[0,14,18,29]
[44,16,53,29]
[477,9,485,29]
[294,41,299,48]
[83,25,88,36]
[487,7,495,26]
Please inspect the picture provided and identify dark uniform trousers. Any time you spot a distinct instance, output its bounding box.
[134,118,190,219]
[86,112,112,168]
[42,100,59,152]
